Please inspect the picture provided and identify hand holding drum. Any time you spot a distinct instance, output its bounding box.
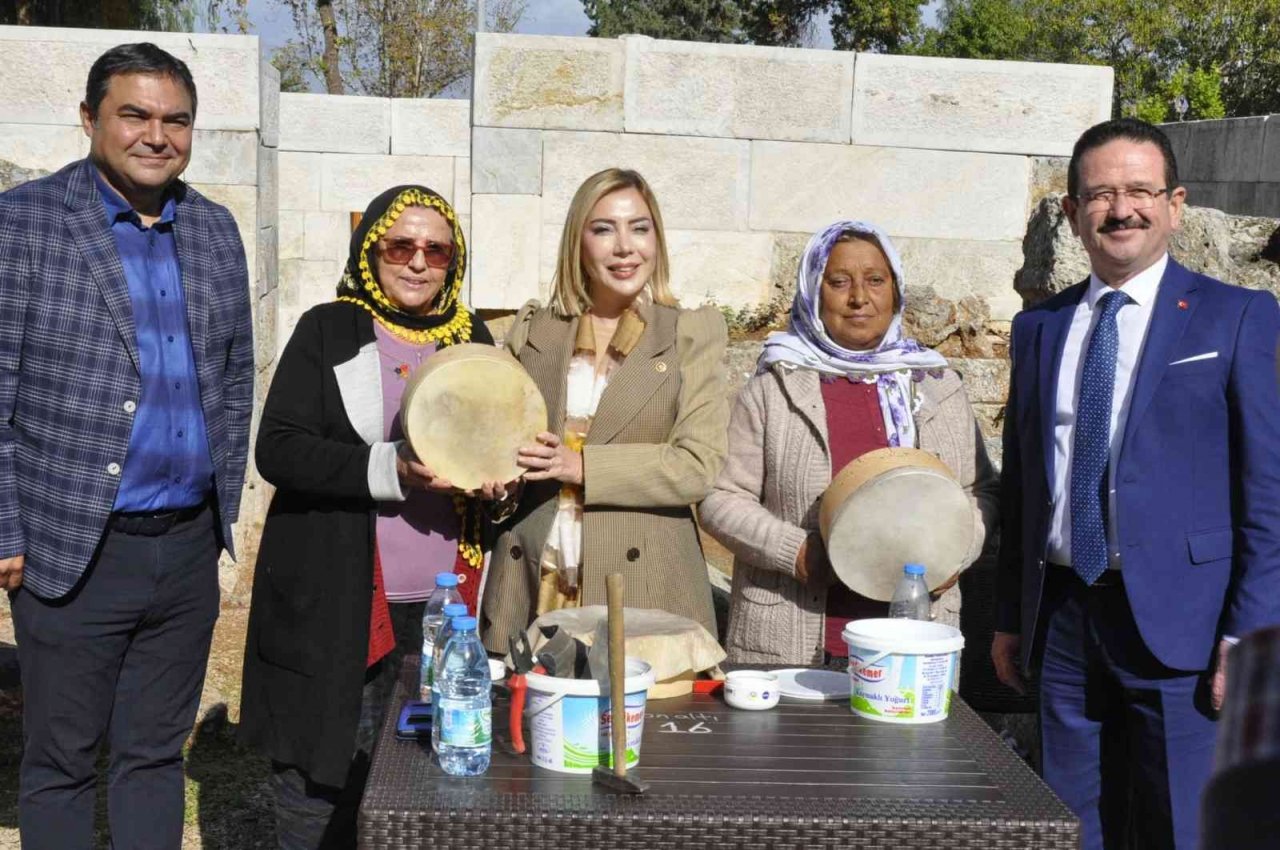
[399,343,547,495]
[818,447,974,600]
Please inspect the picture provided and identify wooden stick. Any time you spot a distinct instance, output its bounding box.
[605,573,626,777]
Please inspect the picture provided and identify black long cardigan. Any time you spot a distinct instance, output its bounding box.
[237,300,492,787]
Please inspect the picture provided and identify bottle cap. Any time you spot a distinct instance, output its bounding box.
[451,616,478,631]
[443,603,468,617]
[904,563,926,576]
[434,573,459,587]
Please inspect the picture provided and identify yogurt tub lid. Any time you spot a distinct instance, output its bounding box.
[524,658,656,696]
[842,617,965,653]
[725,669,778,682]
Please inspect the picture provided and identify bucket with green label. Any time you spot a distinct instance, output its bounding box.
[520,659,654,773]
[842,618,964,724]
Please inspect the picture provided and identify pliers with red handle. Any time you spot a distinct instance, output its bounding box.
[507,632,537,754]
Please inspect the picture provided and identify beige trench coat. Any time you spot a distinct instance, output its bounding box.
[480,301,729,653]
[699,363,999,665]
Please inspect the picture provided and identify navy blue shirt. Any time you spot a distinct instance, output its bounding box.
[93,166,214,512]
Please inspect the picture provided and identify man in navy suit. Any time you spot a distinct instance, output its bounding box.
[993,118,1280,849]
[0,44,252,847]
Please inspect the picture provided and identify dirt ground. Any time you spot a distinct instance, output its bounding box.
[0,601,274,849]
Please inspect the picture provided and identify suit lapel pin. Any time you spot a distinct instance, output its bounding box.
[655,361,668,373]
[1177,299,1189,310]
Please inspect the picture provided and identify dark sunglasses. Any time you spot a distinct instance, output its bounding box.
[378,239,454,269]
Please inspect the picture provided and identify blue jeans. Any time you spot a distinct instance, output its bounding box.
[272,600,424,850]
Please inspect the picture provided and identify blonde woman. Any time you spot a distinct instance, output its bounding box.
[480,168,729,651]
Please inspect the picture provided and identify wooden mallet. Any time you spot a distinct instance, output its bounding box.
[591,573,649,794]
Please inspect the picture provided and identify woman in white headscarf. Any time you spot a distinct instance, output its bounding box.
[700,220,999,665]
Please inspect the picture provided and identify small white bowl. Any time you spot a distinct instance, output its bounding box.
[723,670,781,710]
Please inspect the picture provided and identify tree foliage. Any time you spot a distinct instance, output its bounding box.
[919,0,1279,119]
[0,0,197,29]
[829,0,927,52]
[274,0,525,97]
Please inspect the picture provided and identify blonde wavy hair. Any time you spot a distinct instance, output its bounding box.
[549,168,678,317]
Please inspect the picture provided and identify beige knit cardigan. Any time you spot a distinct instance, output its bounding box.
[699,363,999,665]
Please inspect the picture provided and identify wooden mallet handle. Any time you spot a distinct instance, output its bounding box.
[605,573,626,776]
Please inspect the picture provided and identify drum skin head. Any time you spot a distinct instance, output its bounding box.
[819,447,974,601]
[400,343,547,490]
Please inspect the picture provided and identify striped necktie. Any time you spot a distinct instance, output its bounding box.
[1070,289,1131,585]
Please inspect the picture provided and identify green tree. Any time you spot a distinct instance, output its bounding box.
[583,0,745,41]
[829,0,929,52]
[0,0,197,29]
[917,0,1280,118]
[275,0,525,97]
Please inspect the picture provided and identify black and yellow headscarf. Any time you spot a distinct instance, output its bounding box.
[337,184,473,346]
[337,184,485,571]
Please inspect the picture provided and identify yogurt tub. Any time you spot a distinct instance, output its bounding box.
[521,659,655,773]
[723,670,780,710]
[842,618,964,724]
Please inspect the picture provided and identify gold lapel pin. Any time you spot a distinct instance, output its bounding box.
[655,361,668,373]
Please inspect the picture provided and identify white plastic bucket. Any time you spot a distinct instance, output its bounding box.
[842,618,964,724]
[522,658,655,773]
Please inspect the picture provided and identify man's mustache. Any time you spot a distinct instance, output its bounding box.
[1099,217,1149,234]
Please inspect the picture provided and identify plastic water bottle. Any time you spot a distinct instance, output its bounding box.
[888,563,931,620]
[432,616,492,776]
[430,603,470,705]
[419,573,462,701]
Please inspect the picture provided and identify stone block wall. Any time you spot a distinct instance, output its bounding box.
[0,25,277,598]
[1161,115,1280,218]
[467,33,1112,332]
[275,94,470,350]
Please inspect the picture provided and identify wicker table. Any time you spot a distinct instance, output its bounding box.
[359,663,1078,849]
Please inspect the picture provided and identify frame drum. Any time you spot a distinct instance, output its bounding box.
[818,447,973,601]
[399,343,547,491]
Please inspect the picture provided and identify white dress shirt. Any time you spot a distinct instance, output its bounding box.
[1046,253,1168,569]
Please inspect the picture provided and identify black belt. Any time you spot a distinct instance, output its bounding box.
[1049,563,1124,588]
[108,500,208,536]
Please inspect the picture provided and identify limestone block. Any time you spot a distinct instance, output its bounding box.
[256,146,278,231]
[749,141,1029,241]
[303,211,351,261]
[279,258,345,350]
[390,98,470,157]
[0,123,86,172]
[253,270,278,368]
[255,224,278,301]
[280,93,391,154]
[469,194,542,309]
[278,211,305,260]
[278,151,323,210]
[663,230,775,307]
[454,156,471,216]
[191,182,256,301]
[474,33,623,131]
[1254,182,1280,219]
[624,38,853,144]
[320,153,454,213]
[472,127,542,195]
[851,53,1112,156]
[183,129,258,186]
[0,27,260,131]
[1164,117,1266,184]
[1182,181,1260,216]
[260,60,280,148]
[542,130,750,231]
[950,358,1009,406]
[894,237,1025,322]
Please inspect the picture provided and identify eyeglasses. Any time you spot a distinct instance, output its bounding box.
[1075,187,1170,211]
[378,239,454,269]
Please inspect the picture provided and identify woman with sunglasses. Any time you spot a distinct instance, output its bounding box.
[239,185,499,848]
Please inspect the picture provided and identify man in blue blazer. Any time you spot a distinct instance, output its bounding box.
[994,118,1280,850]
[0,44,253,847]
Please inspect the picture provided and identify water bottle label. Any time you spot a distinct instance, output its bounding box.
[420,639,436,700]
[439,703,491,747]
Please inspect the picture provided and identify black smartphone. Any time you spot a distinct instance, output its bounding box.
[396,699,433,740]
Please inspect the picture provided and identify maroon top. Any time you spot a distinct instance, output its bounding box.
[820,377,891,656]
